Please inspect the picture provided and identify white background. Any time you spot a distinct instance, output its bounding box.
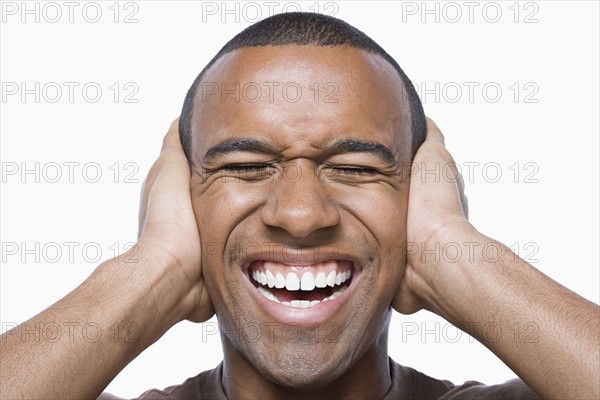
[1,1,598,398]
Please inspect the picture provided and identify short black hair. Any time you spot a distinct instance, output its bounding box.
[180,12,425,162]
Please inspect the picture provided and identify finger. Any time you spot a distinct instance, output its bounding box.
[461,192,469,220]
[138,118,183,238]
[161,117,183,154]
[441,156,469,220]
[425,117,445,146]
[138,179,146,237]
[446,161,467,212]
[145,123,192,214]
[456,167,469,219]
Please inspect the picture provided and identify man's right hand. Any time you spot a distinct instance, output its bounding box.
[0,120,213,399]
[137,118,214,323]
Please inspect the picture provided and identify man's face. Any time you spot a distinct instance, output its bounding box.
[189,45,412,387]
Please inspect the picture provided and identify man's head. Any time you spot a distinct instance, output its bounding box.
[180,12,425,162]
[180,12,424,393]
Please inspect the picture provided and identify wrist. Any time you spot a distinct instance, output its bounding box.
[407,219,484,316]
[92,241,193,345]
[420,228,529,327]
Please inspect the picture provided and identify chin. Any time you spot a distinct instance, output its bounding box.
[250,345,351,389]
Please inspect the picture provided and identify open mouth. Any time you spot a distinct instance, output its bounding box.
[247,260,354,309]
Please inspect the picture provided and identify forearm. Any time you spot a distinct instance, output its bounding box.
[0,244,187,399]
[423,226,599,399]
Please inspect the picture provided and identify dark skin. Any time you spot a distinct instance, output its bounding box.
[189,46,411,399]
[0,46,597,400]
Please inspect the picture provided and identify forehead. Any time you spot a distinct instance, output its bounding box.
[190,45,411,162]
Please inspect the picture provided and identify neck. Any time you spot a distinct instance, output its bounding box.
[221,327,392,400]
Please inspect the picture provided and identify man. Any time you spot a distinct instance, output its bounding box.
[1,12,598,400]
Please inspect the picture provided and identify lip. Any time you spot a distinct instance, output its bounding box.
[241,259,363,325]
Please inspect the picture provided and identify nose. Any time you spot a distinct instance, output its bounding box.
[260,159,341,239]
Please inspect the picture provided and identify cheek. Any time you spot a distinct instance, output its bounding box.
[335,185,408,285]
[191,183,267,305]
[336,185,408,238]
[193,183,266,241]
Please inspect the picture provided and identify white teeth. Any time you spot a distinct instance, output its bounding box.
[326,270,336,287]
[260,271,267,285]
[257,280,348,308]
[252,263,353,308]
[315,272,327,288]
[266,270,275,288]
[322,284,348,302]
[341,270,352,283]
[254,268,352,288]
[275,272,286,288]
[256,269,350,288]
[335,271,342,285]
[289,299,320,309]
[300,272,315,291]
[300,300,311,308]
[257,286,280,303]
[285,272,300,291]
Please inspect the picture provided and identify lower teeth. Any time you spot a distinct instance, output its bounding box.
[257,285,348,308]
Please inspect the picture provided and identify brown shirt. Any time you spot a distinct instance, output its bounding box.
[103,358,540,400]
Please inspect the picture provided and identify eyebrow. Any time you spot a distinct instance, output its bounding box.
[203,138,278,164]
[202,137,397,165]
[328,139,396,164]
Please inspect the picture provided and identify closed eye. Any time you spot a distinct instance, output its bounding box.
[221,164,272,172]
[331,166,379,175]
[210,163,277,182]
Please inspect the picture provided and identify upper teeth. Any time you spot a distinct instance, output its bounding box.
[251,268,352,292]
